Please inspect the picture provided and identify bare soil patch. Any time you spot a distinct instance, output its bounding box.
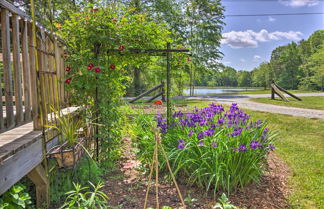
[103,136,290,209]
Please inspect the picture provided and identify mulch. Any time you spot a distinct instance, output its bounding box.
[103,136,291,209]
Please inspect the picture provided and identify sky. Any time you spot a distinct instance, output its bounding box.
[220,0,324,71]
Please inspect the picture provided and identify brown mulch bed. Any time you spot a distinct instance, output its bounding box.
[103,136,290,209]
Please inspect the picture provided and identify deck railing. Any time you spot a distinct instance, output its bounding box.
[0,0,67,133]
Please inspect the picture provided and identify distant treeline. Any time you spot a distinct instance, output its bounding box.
[197,30,324,91]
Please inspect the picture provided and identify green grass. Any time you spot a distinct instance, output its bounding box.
[237,89,320,95]
[245,110,324,209]
[179,100,324,208]
[250,96,324,110]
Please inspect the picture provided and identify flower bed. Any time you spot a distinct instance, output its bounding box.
[136,103,276,195]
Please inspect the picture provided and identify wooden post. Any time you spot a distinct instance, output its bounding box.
[28,23,40,130]
[22,20,32,121]
[12,14,24,125]
[166,43,171,125]
[271,86,275,100]
[1,9,15,129]
[161,82,165,102]
[27,164,49,208]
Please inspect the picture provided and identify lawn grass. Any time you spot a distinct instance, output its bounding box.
[250,96,324,110]
[237,89,320,95]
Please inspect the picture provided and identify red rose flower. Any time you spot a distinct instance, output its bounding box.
[65,66,71,72]
[91,8,99,12]
[87,63,94,70]
[118,45,125,51]
[65,78,72,84]
[112,17,117,22]
[110,64,116,70]
[94,67,101,73]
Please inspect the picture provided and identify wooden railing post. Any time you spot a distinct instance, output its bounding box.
[28,23,41,130]
[1,9,15,129]
[12,14,24,125]
[22,20,32,121]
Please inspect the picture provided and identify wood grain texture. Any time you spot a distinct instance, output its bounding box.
[1,9,14,128]
[22,20,32,121]
[12,14,24,124]
[28,23,40,130]
[27,164,49,208]
[0,137,43,195]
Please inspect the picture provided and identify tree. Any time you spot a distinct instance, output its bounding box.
[252,62,271,89]
[237,71,252,87]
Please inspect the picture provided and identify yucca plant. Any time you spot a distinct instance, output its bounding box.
[48,107,84,147]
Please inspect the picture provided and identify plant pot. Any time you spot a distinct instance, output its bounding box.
[50,137,86,168]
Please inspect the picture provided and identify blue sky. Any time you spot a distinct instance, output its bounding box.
[220,0,324,71]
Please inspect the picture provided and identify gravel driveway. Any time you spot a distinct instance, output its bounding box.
[174,93,324,119]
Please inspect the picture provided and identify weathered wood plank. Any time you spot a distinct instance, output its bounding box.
[0,137,43,195]
[129,83,164,103]
[37,30,47,128]
[12,14,24,124]
[0,122,40,160]
[1,9,15,128]
[60,47,65,105]
[28,22,40,130]
[22,20,32,121]
[54,40,62,108]
[27,164,49,208]
[274,83,302,101]
[0,14,4,130]
[271,84,289,102]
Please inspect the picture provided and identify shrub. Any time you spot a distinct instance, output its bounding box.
[0,184,32,209]
[137,103,276,195]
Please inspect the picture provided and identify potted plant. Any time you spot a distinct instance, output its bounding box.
[48,109,86,168]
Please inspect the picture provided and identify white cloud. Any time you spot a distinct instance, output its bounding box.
[221,29,302,48]
[253,55,262,62]
[240,58,246,63]
[279,0,319,7]
[268,16,276,22]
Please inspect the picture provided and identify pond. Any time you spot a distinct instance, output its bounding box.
[183,88,261,96]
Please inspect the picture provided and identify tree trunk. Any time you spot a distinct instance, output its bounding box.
[134,67,141,96]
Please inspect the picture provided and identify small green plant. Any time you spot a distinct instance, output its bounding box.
[0,184,32,209]
[60,181,108,209]
[213,193,237,209]
[48,108,83,147]
[184,194,198,207]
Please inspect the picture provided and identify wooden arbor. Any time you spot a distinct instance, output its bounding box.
[107,43,190,124]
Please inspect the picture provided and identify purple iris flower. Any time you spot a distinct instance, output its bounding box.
[188,130,194,137]
[197,132,204,139]
[250,140,262,149]
[218,118,225,125]
[211,142,218,147]
[198,141,204,146]
[239,144,247,152]
[268,144,275,151]
[177,139,185,149]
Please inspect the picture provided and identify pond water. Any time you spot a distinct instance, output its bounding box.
[183,88,260,96]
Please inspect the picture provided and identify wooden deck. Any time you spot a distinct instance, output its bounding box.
[0,106,78,196]
[0,122,43,195]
